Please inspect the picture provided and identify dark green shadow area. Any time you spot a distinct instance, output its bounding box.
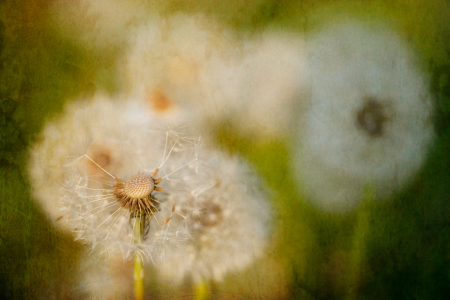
[0,1,97,299]
[0,165,83,300]
[155,0,283,31]
[0,1,99,165]
[357,129,450,300]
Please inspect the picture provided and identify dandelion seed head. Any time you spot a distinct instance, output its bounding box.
[28,92,201,260]
[153,151,272,284]
[295,20,435,212]
[123,175,154,199]
[120,13,245,134]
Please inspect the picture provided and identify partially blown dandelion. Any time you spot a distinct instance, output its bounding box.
[112,168,163,213]
[29,93,201,260]
[295,20,435,212]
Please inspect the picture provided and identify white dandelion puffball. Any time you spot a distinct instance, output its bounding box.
[28,93,202,260]
[295,20,435,212]
[122,14,307,138]
[121,13,241,127]
[153,151,273,284]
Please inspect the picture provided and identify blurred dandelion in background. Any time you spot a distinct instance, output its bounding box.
[120,13,243,135]
[121,13,309,139]
[294,20,435,212]
[232,30,308,137]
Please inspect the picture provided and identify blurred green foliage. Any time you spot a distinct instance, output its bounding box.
[1,0,450,299]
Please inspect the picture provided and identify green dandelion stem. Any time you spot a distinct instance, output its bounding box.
[194,281,210,300]
[347,183,374,299]
[133,214,146,300]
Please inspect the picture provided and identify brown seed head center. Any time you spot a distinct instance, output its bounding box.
[195,200,224,227]
[148,89,174,112]
[356,97,388,138]
[124,175,154,199]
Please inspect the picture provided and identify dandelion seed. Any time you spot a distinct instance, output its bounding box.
[294,20,435,212]
[28,93,201,260]
[152,151,272,285]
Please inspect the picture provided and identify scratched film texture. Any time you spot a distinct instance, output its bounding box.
[1,0,450,299]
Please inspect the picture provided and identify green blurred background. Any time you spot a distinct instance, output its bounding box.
[1,0,450,299]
